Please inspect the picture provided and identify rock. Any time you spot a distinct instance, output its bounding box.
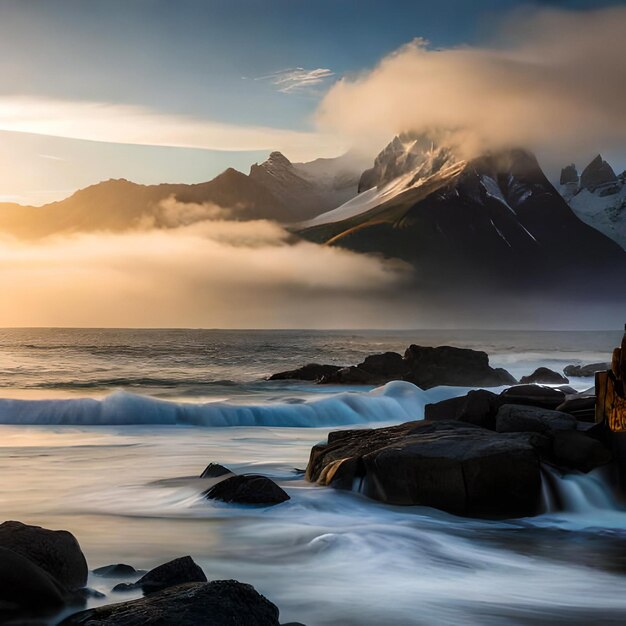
[0,546,65,619]
[93,564,143,578]
[564,362,611,377]
[552,430,612,472]
[321,365,376,385]
[272,345,517,389]
[402,345,517,389]
[560,164,579,185]
[358,352,406,379]
[205,475,290,506]
[268,363,341,381]
[61,580,281,626]
[520,367,569,385]
[306,420,541,517]
[556,396,597,422]
[495,404,577,435]
[113,556,207,594]
[200,463,233,479]
[580,154,618,192]
[499,384,566,410]
[424,390,503,430]
[0,521,88,590]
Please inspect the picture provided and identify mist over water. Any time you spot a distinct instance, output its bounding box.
[1,328,625,625]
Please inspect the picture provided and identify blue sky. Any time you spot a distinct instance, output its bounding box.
[0,0,622,203]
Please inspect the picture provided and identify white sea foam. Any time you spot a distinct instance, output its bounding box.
[0,381,470,427]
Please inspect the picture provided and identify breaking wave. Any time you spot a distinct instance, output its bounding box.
[0,381,469,427]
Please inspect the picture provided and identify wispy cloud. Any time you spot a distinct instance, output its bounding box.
[256,67,335,93]
[0,96,347,162]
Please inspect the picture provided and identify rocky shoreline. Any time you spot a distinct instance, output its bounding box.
[269,344,595,388]
[0,520,299,625]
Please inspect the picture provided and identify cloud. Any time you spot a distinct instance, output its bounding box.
[0,96,347,162]
[256,67,335,93]
[316,7,626,164]
[0,218,412,328]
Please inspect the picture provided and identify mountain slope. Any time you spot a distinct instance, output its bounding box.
[300,137,626,295]
[0,168,292,238]
[248,151,364,221]
[557,156,626,250]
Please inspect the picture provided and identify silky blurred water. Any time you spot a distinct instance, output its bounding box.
[0,328,624,625]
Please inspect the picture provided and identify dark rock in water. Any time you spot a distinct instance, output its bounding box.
[0,546,65,618]
[520,367,569,385]
[205,475,290,505]
[402,345,517,389]
[495,404,577,435]
[321,365,376,385]
[499,385,566,410]
[272,345,516,389]
[321,351,413,385]
[564,362,611,377]
[61,580,281,626]
[200,463,233,479]
[552,430,612,472]
[560,164,579,185]
[556,396,597,422]
[358,351,406,379]
[580,154,618,192]
[0,521,88,591]
[67,587,107,603]
[306,420,541,517]
[424,389,504,430]
[93,564,143,578]
[268,363,341,381]
[113,556,207,594]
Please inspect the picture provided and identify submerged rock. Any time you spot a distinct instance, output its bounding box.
[61,580,281,626]
[93,564,143,578]
[0,521,88,590]
[520,367,569,385]
[564,362,611,377]
[200,462,233,479]
[205,475,290,506]
[306,420,541,517]
[113,556,206,594]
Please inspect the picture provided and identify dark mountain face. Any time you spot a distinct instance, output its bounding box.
[300,142,626,297]
[580,155,618,192]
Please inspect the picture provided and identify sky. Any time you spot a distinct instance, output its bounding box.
[1,0,623,205]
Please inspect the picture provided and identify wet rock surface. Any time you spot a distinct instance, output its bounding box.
[205,474,290,505]
[113,556,207,594]
[61,581,281,626]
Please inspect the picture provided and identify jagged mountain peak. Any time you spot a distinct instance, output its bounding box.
[358,131,459,193]
[580,154,618,192]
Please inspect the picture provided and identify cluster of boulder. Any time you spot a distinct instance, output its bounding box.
[306,384,609,518]
[270,345,517,388]
[0,520,298,625]
[270,344,612,389]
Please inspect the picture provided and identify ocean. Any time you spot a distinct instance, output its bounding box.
[1,328,625,625]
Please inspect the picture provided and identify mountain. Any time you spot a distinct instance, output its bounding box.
[299,135,626,296]
[248,150,365,221]
[557,155,626,250]
[0,152,362,238]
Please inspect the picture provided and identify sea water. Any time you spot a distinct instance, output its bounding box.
[1,328,625,625]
